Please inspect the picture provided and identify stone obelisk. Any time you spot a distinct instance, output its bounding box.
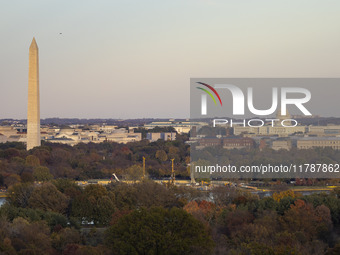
[27,37,41,150]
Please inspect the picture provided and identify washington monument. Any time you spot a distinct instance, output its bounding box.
[27,37,41,150]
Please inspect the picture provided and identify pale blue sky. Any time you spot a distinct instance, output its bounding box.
[1,0,340,119]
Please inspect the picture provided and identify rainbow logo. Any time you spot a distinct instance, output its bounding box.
[196,82,222,106]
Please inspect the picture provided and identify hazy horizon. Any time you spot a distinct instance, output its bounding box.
[1,0,340,119]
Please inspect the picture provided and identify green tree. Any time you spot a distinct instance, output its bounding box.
[33,166,53,181]
[124,165,143,181]
[53,178,81,199]
[3,174,21,187]
[20,172,34,183]
[133,181,183,208]
[155,150,168,161]
[28,183,69,214]
[25,155,40,167]
[168,146,180,162]
[105,207,214,255]
[71,184,115,225]
[326,243,340,255]
[7,183,35,208]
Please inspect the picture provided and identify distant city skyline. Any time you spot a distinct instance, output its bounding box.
[1,1,340,119]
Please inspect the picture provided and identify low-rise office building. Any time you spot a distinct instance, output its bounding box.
[146,132,176,142]
[297,137,340,150]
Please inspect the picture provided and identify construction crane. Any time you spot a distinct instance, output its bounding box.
[142,156,146,180]
[170,158,175,185]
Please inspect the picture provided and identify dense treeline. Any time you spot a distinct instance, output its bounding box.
[1,140,339,188]
[1,180,340,254]
[0,118,181,126]
[0,180,211,254]
[0,137,190,187]
[209,187,340,254]
[1,140,340,254]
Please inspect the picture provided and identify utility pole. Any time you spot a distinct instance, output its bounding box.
[142,156,146,180]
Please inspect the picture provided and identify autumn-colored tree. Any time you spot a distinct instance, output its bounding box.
[110,209,132,225]
[32,147,52,166]
[221,208,255,236]
[7,217,53,254]
[62,243,80,255]
[51,227,81,253]
[184,200,216,227]
[74,245,109,255]
[273,190,297,202]
[184,200,200,215]
[0,237,16,255]
[121,146,132,155]
[280,199,332,242]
